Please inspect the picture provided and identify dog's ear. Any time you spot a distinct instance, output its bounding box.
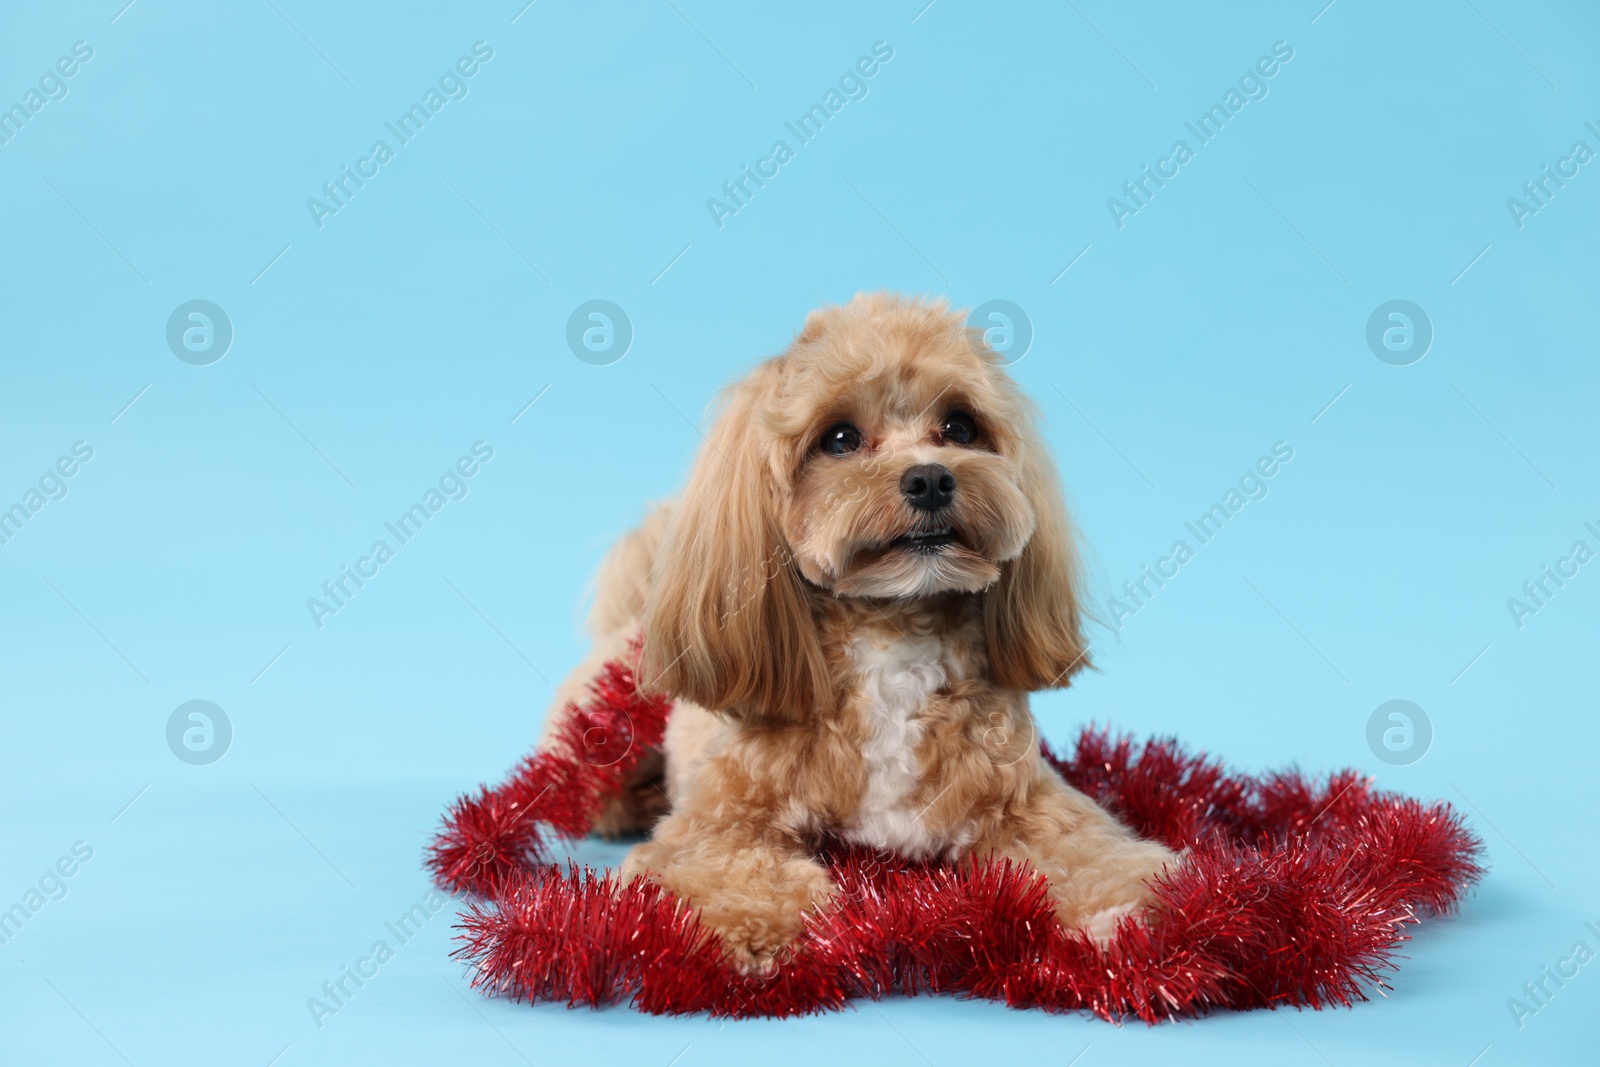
[641,370,831,723]
[983,413,1091,692]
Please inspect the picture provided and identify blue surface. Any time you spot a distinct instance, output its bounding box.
[2,1,1597,1064]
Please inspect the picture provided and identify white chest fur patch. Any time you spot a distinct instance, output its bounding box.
[842,634,965,859]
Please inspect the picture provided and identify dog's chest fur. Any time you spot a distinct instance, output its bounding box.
[839,632,972,858]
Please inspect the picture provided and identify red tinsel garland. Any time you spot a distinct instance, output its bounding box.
[427,652,1483,1021]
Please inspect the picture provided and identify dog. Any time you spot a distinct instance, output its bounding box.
[540,293,1175,973]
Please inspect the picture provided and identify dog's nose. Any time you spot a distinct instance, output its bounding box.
[900,464,955,512]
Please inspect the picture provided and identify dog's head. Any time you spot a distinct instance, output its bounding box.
[642,293,1089,720]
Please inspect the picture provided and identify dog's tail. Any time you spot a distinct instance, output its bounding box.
[536,502,675,837]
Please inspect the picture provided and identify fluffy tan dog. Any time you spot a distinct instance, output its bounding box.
[541,293,1175,972]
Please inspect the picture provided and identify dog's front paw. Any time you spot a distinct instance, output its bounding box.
[1063,843,1177,947]
[710,912,795,975]
[1080,900,1151,946]
[620,822,833,975]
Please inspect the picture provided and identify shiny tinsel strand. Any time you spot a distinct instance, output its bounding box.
[428,657,1484,1020]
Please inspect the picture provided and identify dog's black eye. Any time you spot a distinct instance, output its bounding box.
[940,412,978,445]
[821,423,863,456]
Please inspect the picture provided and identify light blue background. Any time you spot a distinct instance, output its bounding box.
[2,1,1596,1064]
